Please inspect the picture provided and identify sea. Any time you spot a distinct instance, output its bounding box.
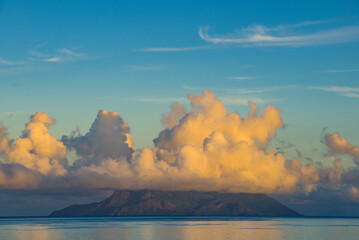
[0,216,358,240]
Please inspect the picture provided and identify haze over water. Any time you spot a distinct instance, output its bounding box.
[0,217,358,240]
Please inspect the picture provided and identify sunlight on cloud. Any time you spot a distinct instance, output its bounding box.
[0,90,358,203]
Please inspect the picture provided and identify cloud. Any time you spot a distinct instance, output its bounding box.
[44,57,63,63]
[325,133,359,164]
[30,47,82,63]
[62,110,134,167]
[134,97,188,103]
[341,92,359,98]
[219,96,273,105]
[0,57,26,74]
[273,19,334,31]
[58,48,81,57]
[2,111,33,118]
[125,64,174,71]
[229,76,255,81]
[140,20,359,52]
[310,86,359,98]
[225,85,297,95]
[0,58,24,65]
[162,102,188,129]
[0,113,67,176]
[138,46,209,52]
[319,69,359,73]
[1,89,359,209]
[199,24,359,47]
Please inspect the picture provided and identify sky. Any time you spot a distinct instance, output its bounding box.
[1,0,359,216]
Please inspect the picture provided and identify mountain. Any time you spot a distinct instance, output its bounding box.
[50,190,301,217]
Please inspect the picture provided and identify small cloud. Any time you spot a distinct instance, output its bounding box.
[229,76,255,81]
[183,86,217,92]
[29,50,49,58]
[341,92,359,98]
[0,58,24,65]
[44,57,63,62]
[0,66,29,73]
[138,46,209,52]
[125,64,173,71]
[219,96,275,105]
[59,48,73,55]
[59,48,82,57]
[226,85,297,94]
[30,46,82,63]
[319,69,359,73]
[3,110,33,118]
[309,86,359,98]
[134,97,188,103]
[273,19,334,31]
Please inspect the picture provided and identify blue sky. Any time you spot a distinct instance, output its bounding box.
[1,0,359,216]
[1,0,359,156]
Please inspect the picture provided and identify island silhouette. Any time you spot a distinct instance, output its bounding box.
[50,190,301,217]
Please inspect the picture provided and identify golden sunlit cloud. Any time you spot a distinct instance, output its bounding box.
[0,90,358,201]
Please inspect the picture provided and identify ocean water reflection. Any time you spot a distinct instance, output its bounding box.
[0,217,358,240]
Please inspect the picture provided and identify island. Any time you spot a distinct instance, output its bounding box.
[50,190,301,217]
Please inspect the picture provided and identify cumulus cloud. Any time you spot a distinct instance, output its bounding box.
[1,89,359,207]
[0,112,67,176]
[162,102,188,129]
[325,133,359,164]
[62,110,134,167]
[68,90,346,194]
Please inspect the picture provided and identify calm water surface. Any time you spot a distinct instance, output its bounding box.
[0,216,358,240]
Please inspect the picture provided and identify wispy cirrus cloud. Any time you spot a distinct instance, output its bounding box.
[125,64,174,71]
[341,92,359,98]
[225,85,297,95]
[0,66,29,73]
[319,69,359,73]
[272,19,334,31]
[140,20,359,52]
[229,76,256,81]
[44,57,63,63]
[134,97,188,103]
[310,86,359,98]
[199,24,359,47]
[29,47,83,63]
[219,96,275,105]
[0,58,24,65]
[3,110,34,117]
[138,46,209,52]
[133,94,274,105]
[183,85,296,98]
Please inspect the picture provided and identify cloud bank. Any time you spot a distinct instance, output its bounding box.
[0,90,358,203]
